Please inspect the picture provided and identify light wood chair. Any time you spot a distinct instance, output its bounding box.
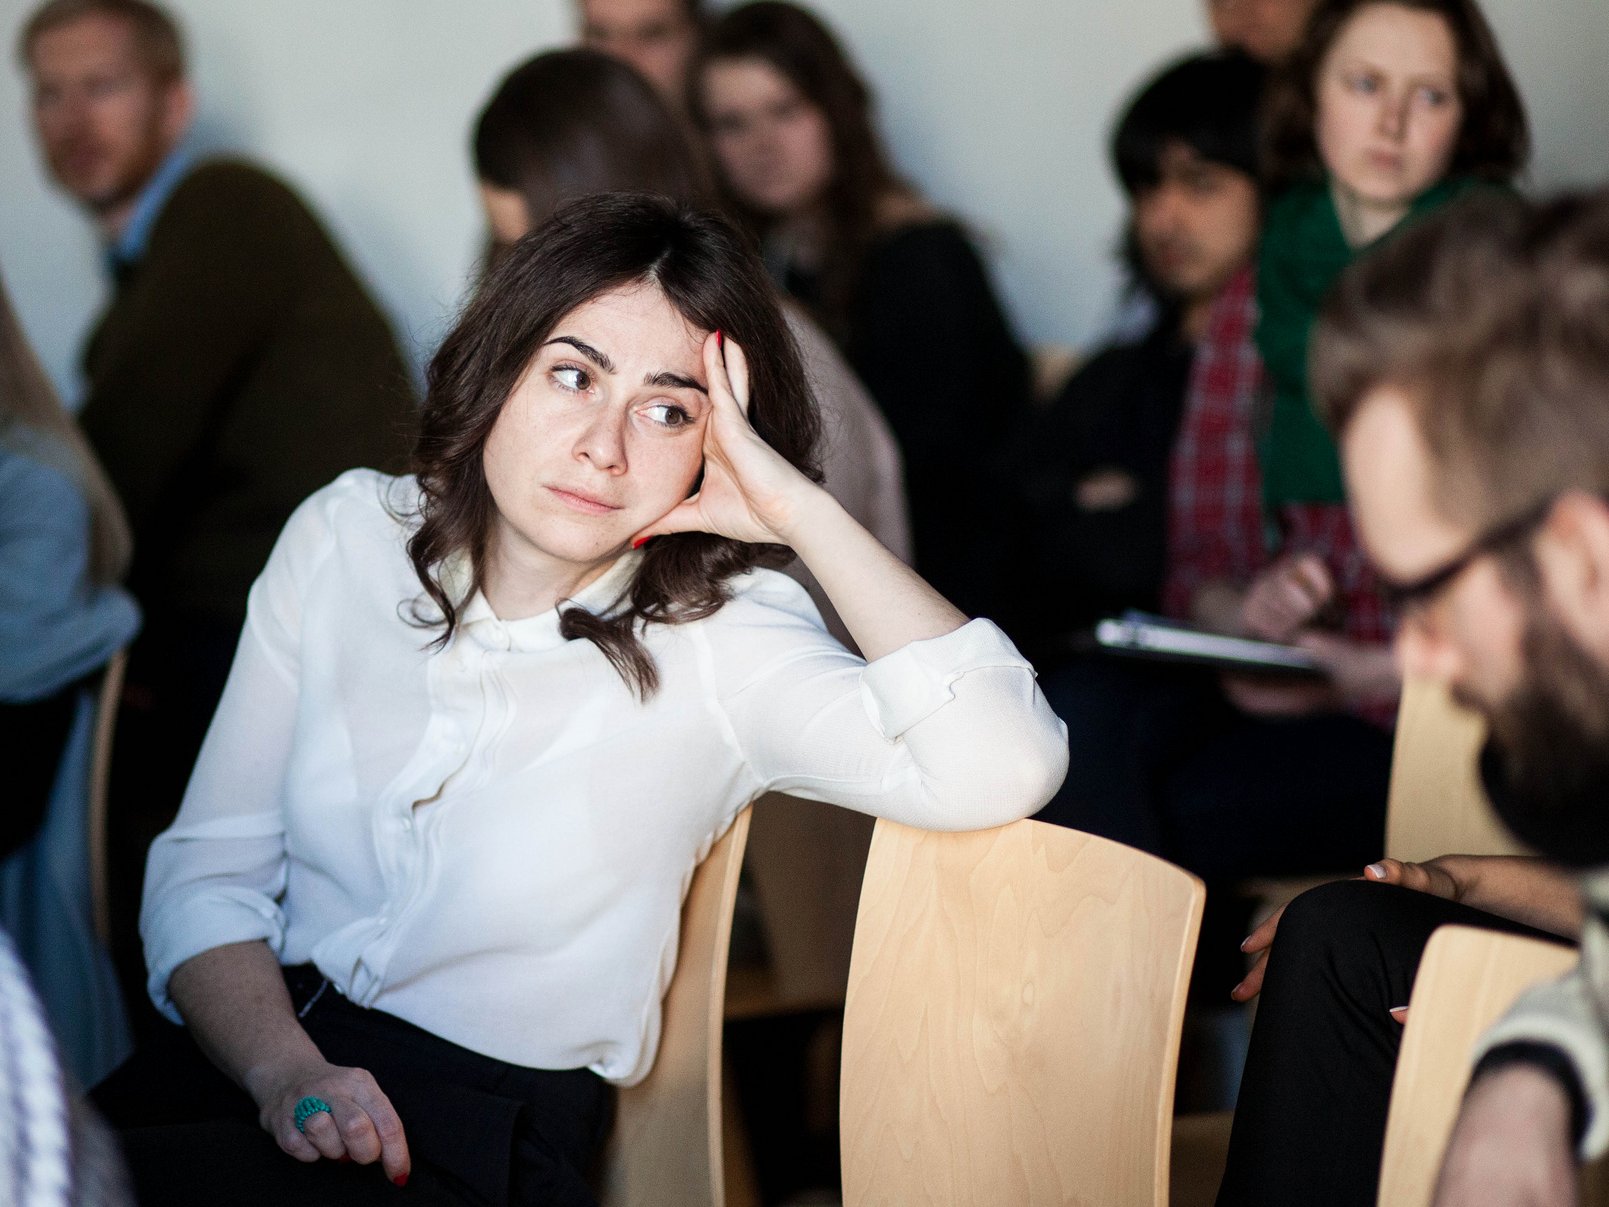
[1384,677,1526,863]
[1376,924,1581,1206]
[599,807,752,1207]
[840,817,1205,1206]
[87,648,127,948]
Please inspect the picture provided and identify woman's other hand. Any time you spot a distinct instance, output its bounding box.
[247,1056,411,1183]
[632,332,824,548]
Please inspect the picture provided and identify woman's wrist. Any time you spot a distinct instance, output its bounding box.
[769,479,846,552]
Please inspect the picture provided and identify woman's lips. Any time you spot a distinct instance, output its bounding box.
[547,486,621,515]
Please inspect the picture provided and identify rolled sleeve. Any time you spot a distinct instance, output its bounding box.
[1476,967,1609,1159]
[141,811,291,1021]
[859,618,1037,739]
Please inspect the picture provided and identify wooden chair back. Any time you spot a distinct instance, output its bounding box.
[1377,925,1577,1206]
[840,818,1205,1206]
[600,807,752,1207]
[87,649,127,947]
[1385,677,1526,862]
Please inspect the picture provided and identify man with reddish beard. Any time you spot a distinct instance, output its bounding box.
[1218,190,1609,1206]
[19,0,414,1008]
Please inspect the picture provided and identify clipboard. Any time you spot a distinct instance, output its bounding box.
[1089,611,1328,678]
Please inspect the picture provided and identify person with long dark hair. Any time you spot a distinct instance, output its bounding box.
[90,193,1067,1206]
[691,1,1030,618]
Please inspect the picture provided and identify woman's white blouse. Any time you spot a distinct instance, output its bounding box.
[141,471,1068,1084]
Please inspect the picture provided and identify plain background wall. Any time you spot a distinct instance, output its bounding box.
[3,0,1607,404]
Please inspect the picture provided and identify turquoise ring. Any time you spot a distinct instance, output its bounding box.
[293,1095,333,1133]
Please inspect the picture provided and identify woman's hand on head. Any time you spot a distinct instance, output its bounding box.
[631,332,823,549]
[247,1055,410,1183]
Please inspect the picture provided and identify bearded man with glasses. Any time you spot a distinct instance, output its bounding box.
[1216,189,1609,1207]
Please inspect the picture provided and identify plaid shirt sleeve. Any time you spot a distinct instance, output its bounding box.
[1163,266,1270,620]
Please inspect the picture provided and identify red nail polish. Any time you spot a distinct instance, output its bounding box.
[631,536,648,550]
[393,1173,409,1187]
[716,328,724,351]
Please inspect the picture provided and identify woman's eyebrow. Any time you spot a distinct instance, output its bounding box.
[543,336,615,372]
[646,371,708,395]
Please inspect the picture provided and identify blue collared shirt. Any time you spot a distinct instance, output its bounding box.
[105,143,193,276]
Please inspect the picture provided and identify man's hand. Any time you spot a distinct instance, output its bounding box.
[1433,1064,1578,1207]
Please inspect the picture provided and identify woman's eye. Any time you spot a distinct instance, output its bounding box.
[1347,73,1379,94]
[552,365,591,393]
[1416,85,1451,107]
[643,402,694,429]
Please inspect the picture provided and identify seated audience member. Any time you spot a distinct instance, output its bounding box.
[18,0,418,960]
[1007,51,1265,656]
[473,48,910,645]
[88,194,1069,1205]
[1206,0,1319,62]
[691,1,1030,619]
[576,0,703,117]
[0,271,139,1088]
[1219,190,1609,1207]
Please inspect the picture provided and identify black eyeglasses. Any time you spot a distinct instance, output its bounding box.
[1379,496,1556,615]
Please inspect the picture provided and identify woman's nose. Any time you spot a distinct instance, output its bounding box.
[574,411,627,473]
[1377,93,1408,140]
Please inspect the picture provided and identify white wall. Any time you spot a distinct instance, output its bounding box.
[3,0,1607,404]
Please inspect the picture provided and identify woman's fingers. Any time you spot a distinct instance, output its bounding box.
[296,1107,347,1162]
[349,1079,411,1182]
[1231,951,1270,1002]
[724,335,751,414]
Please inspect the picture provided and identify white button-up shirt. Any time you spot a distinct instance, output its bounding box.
[141,471,1068,1084]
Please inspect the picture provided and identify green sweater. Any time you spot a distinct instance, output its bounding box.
[80,160,417,623]
[1255,177,1481,507]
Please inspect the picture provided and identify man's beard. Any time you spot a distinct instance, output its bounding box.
[1474,601,1609,869]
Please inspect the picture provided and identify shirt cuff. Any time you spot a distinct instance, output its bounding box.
[143,890,287,1023]
[859,618,1035,739]
[1473,1040,1590,1152]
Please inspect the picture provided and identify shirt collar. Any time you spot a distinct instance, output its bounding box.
[106,142,193,274]
[452,549,645,652]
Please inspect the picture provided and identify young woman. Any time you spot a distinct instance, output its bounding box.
[1255,0,1526,554]
[472,47,910,648]
[691,1,1030,618]
[92,194,1067,1206]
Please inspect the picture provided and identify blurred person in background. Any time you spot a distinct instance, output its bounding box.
[692,0,1030,621]
[1207,0,1320,63]
[576,0,704,117]
[17,0,418,1004]
[0,268,139,1088]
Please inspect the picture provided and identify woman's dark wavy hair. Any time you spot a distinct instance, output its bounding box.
[1262,0,1528,192]
[690,1,908,340]
[405,191,822,698]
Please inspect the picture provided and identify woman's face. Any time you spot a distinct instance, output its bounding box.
[1315,3,1464,212]
[699,56,835,218]
[481,283,710,585]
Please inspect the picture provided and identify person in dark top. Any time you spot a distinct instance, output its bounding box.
[690,1,1029,618]
[1006,51,1265,661]
[19,0,416,1010]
